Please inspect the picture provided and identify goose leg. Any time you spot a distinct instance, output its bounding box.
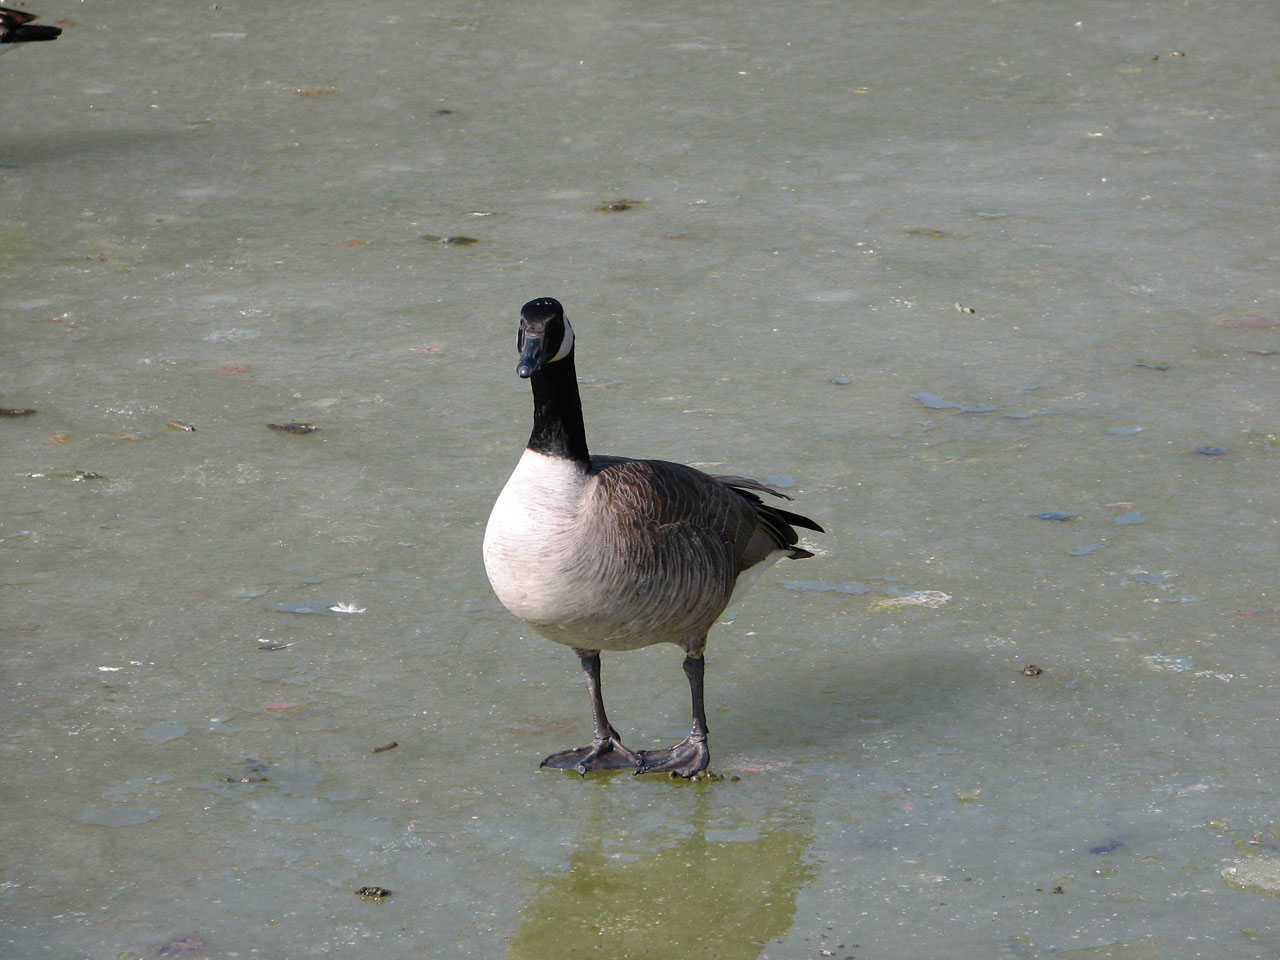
[635,653,710,778]
[541,650,640,774]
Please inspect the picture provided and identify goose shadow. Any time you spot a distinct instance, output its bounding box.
[717,642,993,759]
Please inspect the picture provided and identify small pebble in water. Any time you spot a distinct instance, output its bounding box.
[1022,664,1043,676]
[356,886,392,900]
[593,200,639,212]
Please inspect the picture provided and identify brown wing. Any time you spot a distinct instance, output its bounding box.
[565,457,813,643]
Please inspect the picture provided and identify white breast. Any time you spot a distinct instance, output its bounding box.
[482,449,589,624]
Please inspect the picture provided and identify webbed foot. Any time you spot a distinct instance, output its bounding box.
[634,735,710,778]
[541,736,640,775]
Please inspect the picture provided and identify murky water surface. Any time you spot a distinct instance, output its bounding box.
[4,2,1279,957]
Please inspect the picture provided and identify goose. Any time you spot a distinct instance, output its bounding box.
[0,7,61,50]
[482,297,823,778]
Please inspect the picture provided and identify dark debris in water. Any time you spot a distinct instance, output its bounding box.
[268,422,318,434]
[593,199,640,212]
[905,226,961,239]
[1134,362,1170,371]
[26,469,107,481]
[1032,510,1076,521]
[0,407,36,416]
[221,758,271,784]
[1089,837,1125,855]
[421,234,478,245]
[1234,602,1280,618]
[156,937,206,956]
[1021,664,1043,676]
[357,886,392,900]
[1194,446,1228,455]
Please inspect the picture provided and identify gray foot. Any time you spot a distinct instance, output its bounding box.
[541,736,640,775]
[635,736,710,778]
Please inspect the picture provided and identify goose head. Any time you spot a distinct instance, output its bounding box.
[516,297,575,378]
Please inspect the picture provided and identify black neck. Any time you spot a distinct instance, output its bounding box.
[527,351,590,464]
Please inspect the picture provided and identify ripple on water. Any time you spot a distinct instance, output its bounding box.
[782,580,871,595]
[140,722,190,743]
[80,806,161,827]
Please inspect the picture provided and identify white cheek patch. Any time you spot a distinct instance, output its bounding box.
[551,317,575,362]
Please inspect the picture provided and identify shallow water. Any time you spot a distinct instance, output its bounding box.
[3,1,1280,957]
